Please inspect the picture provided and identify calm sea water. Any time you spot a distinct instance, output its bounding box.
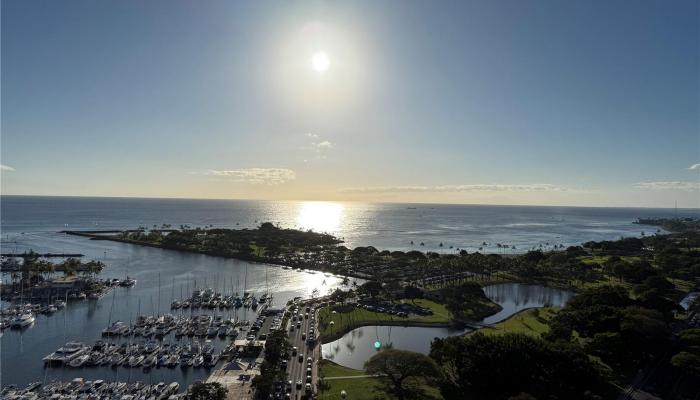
[0,196,696,386]
[2,196,696,252]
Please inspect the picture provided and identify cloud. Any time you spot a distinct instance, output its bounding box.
[204,168,296,185]
[0,164,15,171]
[301,133,334,160]
[339,183,572,194]
[315,140,333,149]
[688,163,700,170]
[634,181,700,191]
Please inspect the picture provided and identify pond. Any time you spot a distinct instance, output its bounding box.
[321,283,575,370]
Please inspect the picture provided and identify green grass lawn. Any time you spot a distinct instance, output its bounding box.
[318,299,451,338]
[318,360,442,400]
[668,277,696,293]
[478,307,559,337]
[319,360,367,378]
[399,298,451,323]
[318,360,381,400]
[578,255,642,265]
[318,376,382,400]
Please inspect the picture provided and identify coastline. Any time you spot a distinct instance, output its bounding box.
[61,230,371,281]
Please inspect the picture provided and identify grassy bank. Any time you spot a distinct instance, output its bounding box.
[318,298,452,340]
[318,360,381,400]
[318,360,442,400]
[477,307,559,337]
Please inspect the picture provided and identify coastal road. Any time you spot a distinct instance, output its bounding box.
[286,302,320,399]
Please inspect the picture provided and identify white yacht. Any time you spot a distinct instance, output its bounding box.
[43,342,90,365]
[10,313,35,328]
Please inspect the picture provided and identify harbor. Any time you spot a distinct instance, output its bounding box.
[1,379,183,400]
[0,228,345,391]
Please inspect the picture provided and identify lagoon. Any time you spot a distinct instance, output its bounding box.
[320,283,574,370]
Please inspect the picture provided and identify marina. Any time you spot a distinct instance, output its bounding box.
[1,379,183,400]
[0,226,344,388]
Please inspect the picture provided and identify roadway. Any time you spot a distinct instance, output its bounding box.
[286,301,320,399]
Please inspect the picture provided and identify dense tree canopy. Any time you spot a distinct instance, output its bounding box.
[188,382,227,400]
[430,333,608,400]
[364,349,441,400]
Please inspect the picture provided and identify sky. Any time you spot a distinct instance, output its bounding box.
[1,0,699,207]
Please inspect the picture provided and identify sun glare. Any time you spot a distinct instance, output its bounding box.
[311,51,330,73]
[296,201,343,233]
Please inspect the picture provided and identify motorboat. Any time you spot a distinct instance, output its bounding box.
[68,354,90,368]
[142,355,157,369]
[206,326,218,338]
[120,277,137,287]
[10,313,35,328]
[217,326,228,338]
[192,355,204,368]
[127,355,144,368]
[166,354,180,368]
[43,342,89,365]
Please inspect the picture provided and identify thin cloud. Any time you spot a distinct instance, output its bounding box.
[688,163,700,170]
[339,184,572,194]
[301,134,334,160]
[634,181,700,191]
[0,164,15,171]
[204,168,296,185]
[315,140,333,149]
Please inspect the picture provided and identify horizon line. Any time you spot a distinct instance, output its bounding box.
[1,193,698,211]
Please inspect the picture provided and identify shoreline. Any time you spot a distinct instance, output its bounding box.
[319,320,457,343]
[61,230,371,281]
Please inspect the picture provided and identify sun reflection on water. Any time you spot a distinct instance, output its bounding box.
[296,201,343,233]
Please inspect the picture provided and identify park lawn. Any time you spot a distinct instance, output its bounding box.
[668,277,695,293]
[318,376,382,400]
[399,298,451,323]
[578,255,643,265]
[478,307,559,337]
[319,360,366,378]
[318,299,451,337]
[318,360,443,400]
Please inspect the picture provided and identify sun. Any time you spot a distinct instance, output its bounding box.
[311,51,330,73]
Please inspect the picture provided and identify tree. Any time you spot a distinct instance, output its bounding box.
[188,382,227,400]
[364,349,441,400]
[404,285,423,299]
[430,333,608,400]
[671,352,700,378]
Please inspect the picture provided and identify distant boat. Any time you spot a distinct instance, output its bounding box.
[120,276,137,287]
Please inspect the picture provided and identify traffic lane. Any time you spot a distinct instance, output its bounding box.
[287,321,301,397]
[287,313,307,398]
